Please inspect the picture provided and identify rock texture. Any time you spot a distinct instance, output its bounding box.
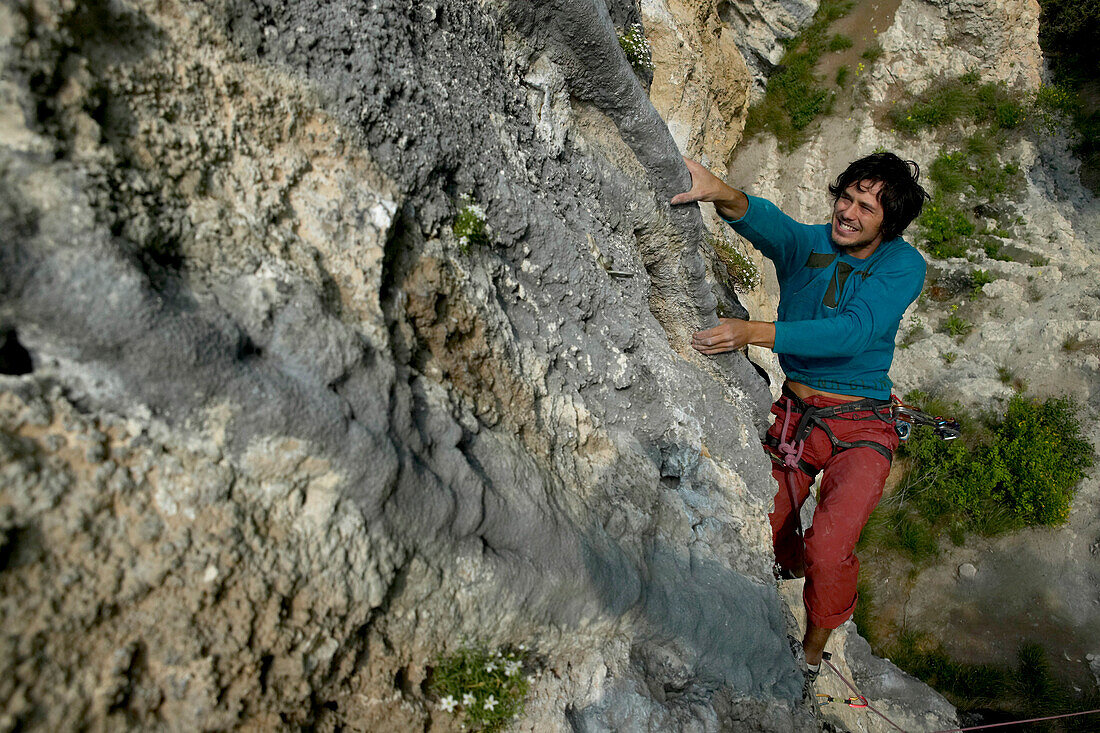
[0,0,832,730]
[714,0,819,88]
[643,0,754,168]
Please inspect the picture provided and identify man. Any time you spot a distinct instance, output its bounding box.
[671,152,930,678]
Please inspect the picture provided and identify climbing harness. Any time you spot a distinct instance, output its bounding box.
[764,386,898,476]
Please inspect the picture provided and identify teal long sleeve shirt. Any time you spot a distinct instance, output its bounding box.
[724,195,926,399]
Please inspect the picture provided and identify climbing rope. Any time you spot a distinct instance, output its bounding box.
[930,707,1100,732]
[820,654,907,732]
[817,653,1100,732]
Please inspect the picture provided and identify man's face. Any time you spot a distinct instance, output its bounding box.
[831,179,886,253]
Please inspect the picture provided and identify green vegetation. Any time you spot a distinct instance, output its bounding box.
[867,394,1093,563]
[617,23,654,73]
[968,268,995,297]
[855,603,1100,729]
[835,65,850,88]
[889,75,1033,260]
[429,646,533,731]
[918,201,973,259]
[743,0,855,148]
[889,72,1029,136]
[827,33,853,52]
[860,43,883,63]
[453,195,489,253]
[709,232,761,292]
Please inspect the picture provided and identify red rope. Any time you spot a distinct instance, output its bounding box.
[931,707,1100,732]
[820,655,1100,733]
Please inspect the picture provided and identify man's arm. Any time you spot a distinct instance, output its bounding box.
[692,319,775,353]
[670,157,748,221]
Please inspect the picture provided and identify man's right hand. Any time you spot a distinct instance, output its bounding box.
[670,157,749,222]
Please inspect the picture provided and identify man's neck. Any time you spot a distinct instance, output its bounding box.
[836,239,883,260]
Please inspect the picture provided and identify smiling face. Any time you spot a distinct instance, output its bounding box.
[831,179,886,256]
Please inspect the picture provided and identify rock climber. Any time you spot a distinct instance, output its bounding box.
[671,152,930,680]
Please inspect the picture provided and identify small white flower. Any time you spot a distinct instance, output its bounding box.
[440,695,458,712]
[483,695,497,711]
[505,660,522,676]
[518,643,527,651]
[484,660,497,672]
[462,692,475,706]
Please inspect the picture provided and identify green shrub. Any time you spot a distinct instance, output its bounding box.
[896,395,1091,533]
[991,395,1092,525]
[429,645,533,732]
[919,200,973,258]
[618,23,654,72]
[890,75,977,134]
[453,195,490,253]
[827,33,853,52]
[1032,82,1079,135]
[861,43,884,63]
[835,65,850,87]
[889,630,1010,706]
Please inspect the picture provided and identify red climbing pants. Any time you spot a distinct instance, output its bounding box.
[766,392,898,630]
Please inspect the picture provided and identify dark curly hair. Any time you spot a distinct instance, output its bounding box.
[828,152,930,242]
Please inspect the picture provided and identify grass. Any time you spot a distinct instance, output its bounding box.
[743,0,855,149]
[835,65,850,88]
[854,594,1100,731]
[827,33,853,52]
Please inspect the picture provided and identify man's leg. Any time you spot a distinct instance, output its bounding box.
[768,462,815,577]
[801,443,893,662]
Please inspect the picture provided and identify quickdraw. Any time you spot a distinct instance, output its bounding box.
[891,395,961,442]
[815,693,869,708]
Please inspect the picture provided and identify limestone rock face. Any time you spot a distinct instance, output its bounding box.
[874,0,1043,98]
[714,0,818,87]
[643,0,754,167]
[0,0,814,730]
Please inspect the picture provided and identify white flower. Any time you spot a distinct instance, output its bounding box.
[518,643,527,651]
[505,660,522,676]
[484,660,497,672]
[462,692,475,706]
[483,695,497,711]
[440,695,458,712]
